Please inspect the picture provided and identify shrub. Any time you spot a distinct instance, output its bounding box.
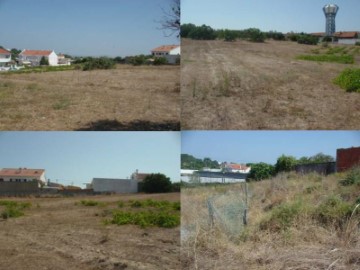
[247,28,265,43]
[260,201,303,231]
[275,155,297,173]
[339,166,360,186]
[39,56,49,66]
[142,173,172,193]
[248,162,275,181]
[82,57,115,71]
[297,35,318,45]
[153,57,167,65]
[355,42,360,46]
[313,196,354,228]
[333,68,360,92]
[224,29,237,42]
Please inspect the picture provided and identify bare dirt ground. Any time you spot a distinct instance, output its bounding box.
[0,65,180,130]
[0,193,180,270]
[181,39,360,129]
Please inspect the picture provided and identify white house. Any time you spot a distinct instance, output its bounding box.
[91,178,138,194]
[18,49,58,66]
[151,45,180,64]
[0,48,11,67]
[0,168,46,187]
[334,31,360,45]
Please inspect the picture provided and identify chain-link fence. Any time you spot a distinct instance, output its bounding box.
[207,182,248,239]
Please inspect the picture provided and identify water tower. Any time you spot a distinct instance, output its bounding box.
[323,4,339,36]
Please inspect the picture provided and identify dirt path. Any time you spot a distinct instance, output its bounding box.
[181,39,360,129]
[0,193,180,270]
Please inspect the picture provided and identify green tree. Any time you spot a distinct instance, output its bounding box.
[180,23,197,38]
[247,28,265,42]
[224,29,237,41]
[142,173,172,193]
[39,56,49,65]
[275,155,297,173]
[10,48,21,60]
[248,162,275,181]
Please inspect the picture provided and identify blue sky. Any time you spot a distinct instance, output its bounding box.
[0,132,181,187]
[182,131,360,165]
[0,0,179,57]
[182,0,360,33]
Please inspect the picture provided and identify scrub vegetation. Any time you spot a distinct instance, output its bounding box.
[181,168,360,269]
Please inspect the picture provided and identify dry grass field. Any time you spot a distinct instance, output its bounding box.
[0,65,180,130]
[181,170,360,270]
[0,193,180,270]
[181,39,360,130]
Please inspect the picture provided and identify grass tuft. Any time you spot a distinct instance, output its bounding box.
[333,69,360,92]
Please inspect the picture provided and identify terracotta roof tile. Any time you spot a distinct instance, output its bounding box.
[0,48,11,54]
[21,50,53,56]
[0,168,45,177]
[334,31,359,38]
[151,45,179,53]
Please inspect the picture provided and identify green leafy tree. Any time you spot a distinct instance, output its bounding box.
[248,162,275,181]
[142,173,172,193]
[188,24,217,40]
[224,29,237,41]
[247,28,265,42]
[275,155,297,173]
[10,48,21,60]
[298,153,334,164]
[180,23,197,38]
[39,56,49,66]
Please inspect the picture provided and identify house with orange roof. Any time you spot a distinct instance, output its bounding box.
[222,162,251,173]
[0,48,11,67]
[151,44,180,64]
[0,168,46,187]
[18,49,58,66]
[310,31,360,45]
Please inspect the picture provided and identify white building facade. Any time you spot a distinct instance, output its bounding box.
[0,168,46,187]
[19,50,58,66]
[0,48,11,67]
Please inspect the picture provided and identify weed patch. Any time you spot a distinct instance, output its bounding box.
[313,195,353,227]
[339,166,360,186]
[53,98,70,110]
[110,210,180,228]
[333,68,360,92]
[79,200,106,207]
[296,54,354,64]
[0,200,31,219]
[260,200,304,232]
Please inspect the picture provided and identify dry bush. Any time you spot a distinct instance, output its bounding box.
[181,172,360,269]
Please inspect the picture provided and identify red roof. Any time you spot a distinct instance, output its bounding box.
[20,50,53,56]
[225,163,249,171]
[0,168,45,177]
[0,48,10,55]
[334,31,359,38]
[151,45,179,53]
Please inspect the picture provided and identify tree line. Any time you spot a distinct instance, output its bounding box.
[248,153,335,181]
[180,23,319,45]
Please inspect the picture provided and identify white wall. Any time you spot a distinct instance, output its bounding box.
[338,39,360,45]
[169,46,180,55]
[48,51,58,66]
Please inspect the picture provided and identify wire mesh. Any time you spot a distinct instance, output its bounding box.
[207,183,248,238]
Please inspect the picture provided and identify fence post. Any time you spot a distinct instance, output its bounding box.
[243,182,248,226]
[207,198,214,227]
